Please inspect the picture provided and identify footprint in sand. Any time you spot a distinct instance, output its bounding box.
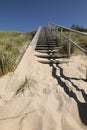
[43,88,51,95]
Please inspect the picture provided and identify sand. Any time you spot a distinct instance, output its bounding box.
[0,30,87,130]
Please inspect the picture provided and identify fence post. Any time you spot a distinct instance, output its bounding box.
[54,27,56,38]
[86,66,87,81]
[68,31,71,58]
[60,28,63,44]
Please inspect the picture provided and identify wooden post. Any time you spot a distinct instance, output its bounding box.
[86,66,87,81]
[57,27,58,33]
[68,31,71,58]
[60,28,63,44]
[54,28,56,37]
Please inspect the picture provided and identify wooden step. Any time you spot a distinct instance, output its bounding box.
[38,60,69,64]
[37,41,57,43]
[35,46,62,50]
[35,54,68,58]
[36,44,57,46]
[35,50,59,53]
[36,45,57,47]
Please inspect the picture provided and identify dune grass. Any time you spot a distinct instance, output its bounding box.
[16,77,36,95]
[0,31,36,76]
[55,31,87,54]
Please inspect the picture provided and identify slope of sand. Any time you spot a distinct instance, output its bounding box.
[0,45,87,130]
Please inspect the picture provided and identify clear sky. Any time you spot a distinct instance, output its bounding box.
[0,0,87,32]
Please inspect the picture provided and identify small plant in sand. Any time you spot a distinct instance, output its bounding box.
[16,77,36,95]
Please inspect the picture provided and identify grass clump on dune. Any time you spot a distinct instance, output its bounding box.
[55,31,87,54]
[0,31,36,76]
[16,77,36,95]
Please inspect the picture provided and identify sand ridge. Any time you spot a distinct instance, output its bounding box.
[0,43,87,130]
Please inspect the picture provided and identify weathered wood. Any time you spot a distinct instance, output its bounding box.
[35,50,59,53]
[50,23,87,36]
[35,54,68,58]
[38,60,69,64]
[68,31,71,58]
[36,45,57,47]
[35,46,63,50]
[86,66,87,80]
[48,23,87,81]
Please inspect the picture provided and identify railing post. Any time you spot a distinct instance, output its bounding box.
[86,66,87,81]
[68,31,71,58]
[57,27,58,33]
[60,28,63,44]
[55,27,58,41]
[54,27,56,37]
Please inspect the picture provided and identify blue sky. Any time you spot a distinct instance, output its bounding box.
[0,0,87,32]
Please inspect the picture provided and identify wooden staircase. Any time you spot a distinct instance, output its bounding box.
[35,27,68,64]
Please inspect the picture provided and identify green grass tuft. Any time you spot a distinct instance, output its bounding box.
[16,77,36,95]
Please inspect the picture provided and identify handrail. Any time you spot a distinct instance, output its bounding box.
[47,22,87,80]
[56,30,87,54]
[47,22,87,55]
[48,22,87,36]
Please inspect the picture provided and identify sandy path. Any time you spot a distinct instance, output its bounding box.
[0,44,87,130]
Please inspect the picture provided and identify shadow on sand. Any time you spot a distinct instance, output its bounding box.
[49,63,87,125]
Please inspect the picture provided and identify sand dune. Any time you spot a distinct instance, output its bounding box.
[0,43,87,130]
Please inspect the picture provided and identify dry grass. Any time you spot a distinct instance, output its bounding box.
[0,31,36,76]
[55,31,87,54]
[16,77,36,95]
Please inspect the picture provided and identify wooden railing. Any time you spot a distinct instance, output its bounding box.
[47,22,87,80]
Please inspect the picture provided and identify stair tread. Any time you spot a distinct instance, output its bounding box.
[35,54,68,58]
[38,60,69,64]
